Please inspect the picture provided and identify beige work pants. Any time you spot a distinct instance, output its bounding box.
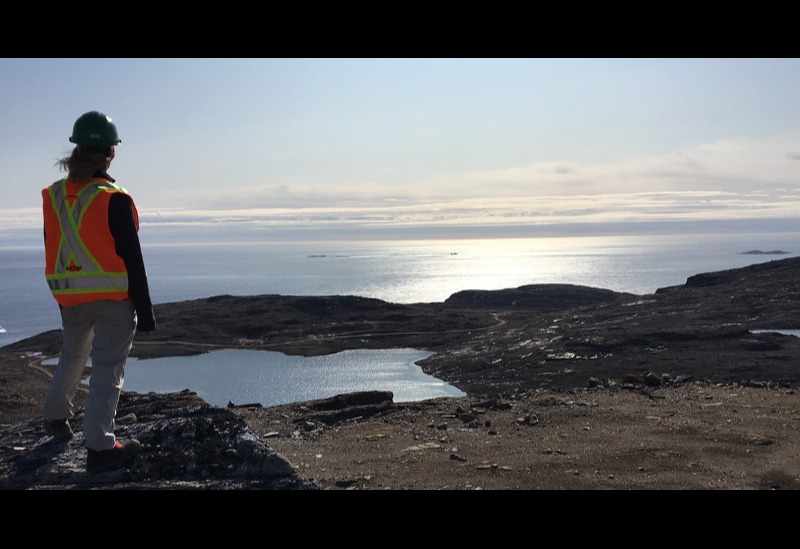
[43,299,137,451]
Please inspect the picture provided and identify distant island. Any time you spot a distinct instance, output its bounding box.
[740,250,791,255]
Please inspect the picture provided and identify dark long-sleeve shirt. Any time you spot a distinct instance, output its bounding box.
[108,191,155,329]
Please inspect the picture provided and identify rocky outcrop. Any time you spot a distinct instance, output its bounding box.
[0,389,319,490]
[444,284,633,310]
[263,390,394,425]
[421,256,800,396]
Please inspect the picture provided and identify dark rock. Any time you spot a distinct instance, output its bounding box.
[239,390,397,426]
[444,284,634,310]
[0,389,319,490]
[643,372,662,387]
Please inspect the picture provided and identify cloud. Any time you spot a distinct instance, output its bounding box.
[121,131,800,216]
[4,188,800,236]
[0,208,40,231]
[4,133,800,235]
[121,188,800,234]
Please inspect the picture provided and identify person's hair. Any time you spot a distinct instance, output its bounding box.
[54,146,114,181]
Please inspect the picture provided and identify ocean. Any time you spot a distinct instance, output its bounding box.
[3,224,797,406]
[3,225,797,346]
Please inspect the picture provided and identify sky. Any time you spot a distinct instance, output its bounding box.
[2,57,800,238]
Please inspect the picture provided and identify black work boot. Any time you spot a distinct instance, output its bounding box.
[86,439,141,475]
[44,419,73,442]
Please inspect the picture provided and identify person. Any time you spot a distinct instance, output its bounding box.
[41,110,157,475]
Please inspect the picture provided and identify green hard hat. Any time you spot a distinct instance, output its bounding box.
[69,111,121,147]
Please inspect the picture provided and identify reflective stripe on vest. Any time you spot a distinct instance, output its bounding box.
[45,178,129,297]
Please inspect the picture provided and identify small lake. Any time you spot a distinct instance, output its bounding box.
[109,348,465,408]
[49,329,798,409]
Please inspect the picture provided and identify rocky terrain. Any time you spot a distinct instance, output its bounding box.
[1,255,799,490]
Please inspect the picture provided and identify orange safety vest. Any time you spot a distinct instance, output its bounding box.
[42,177,138,307]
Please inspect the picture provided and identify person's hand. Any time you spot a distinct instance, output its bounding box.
[137,311,157,332]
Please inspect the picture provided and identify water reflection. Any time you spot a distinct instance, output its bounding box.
[120,348,465,408]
